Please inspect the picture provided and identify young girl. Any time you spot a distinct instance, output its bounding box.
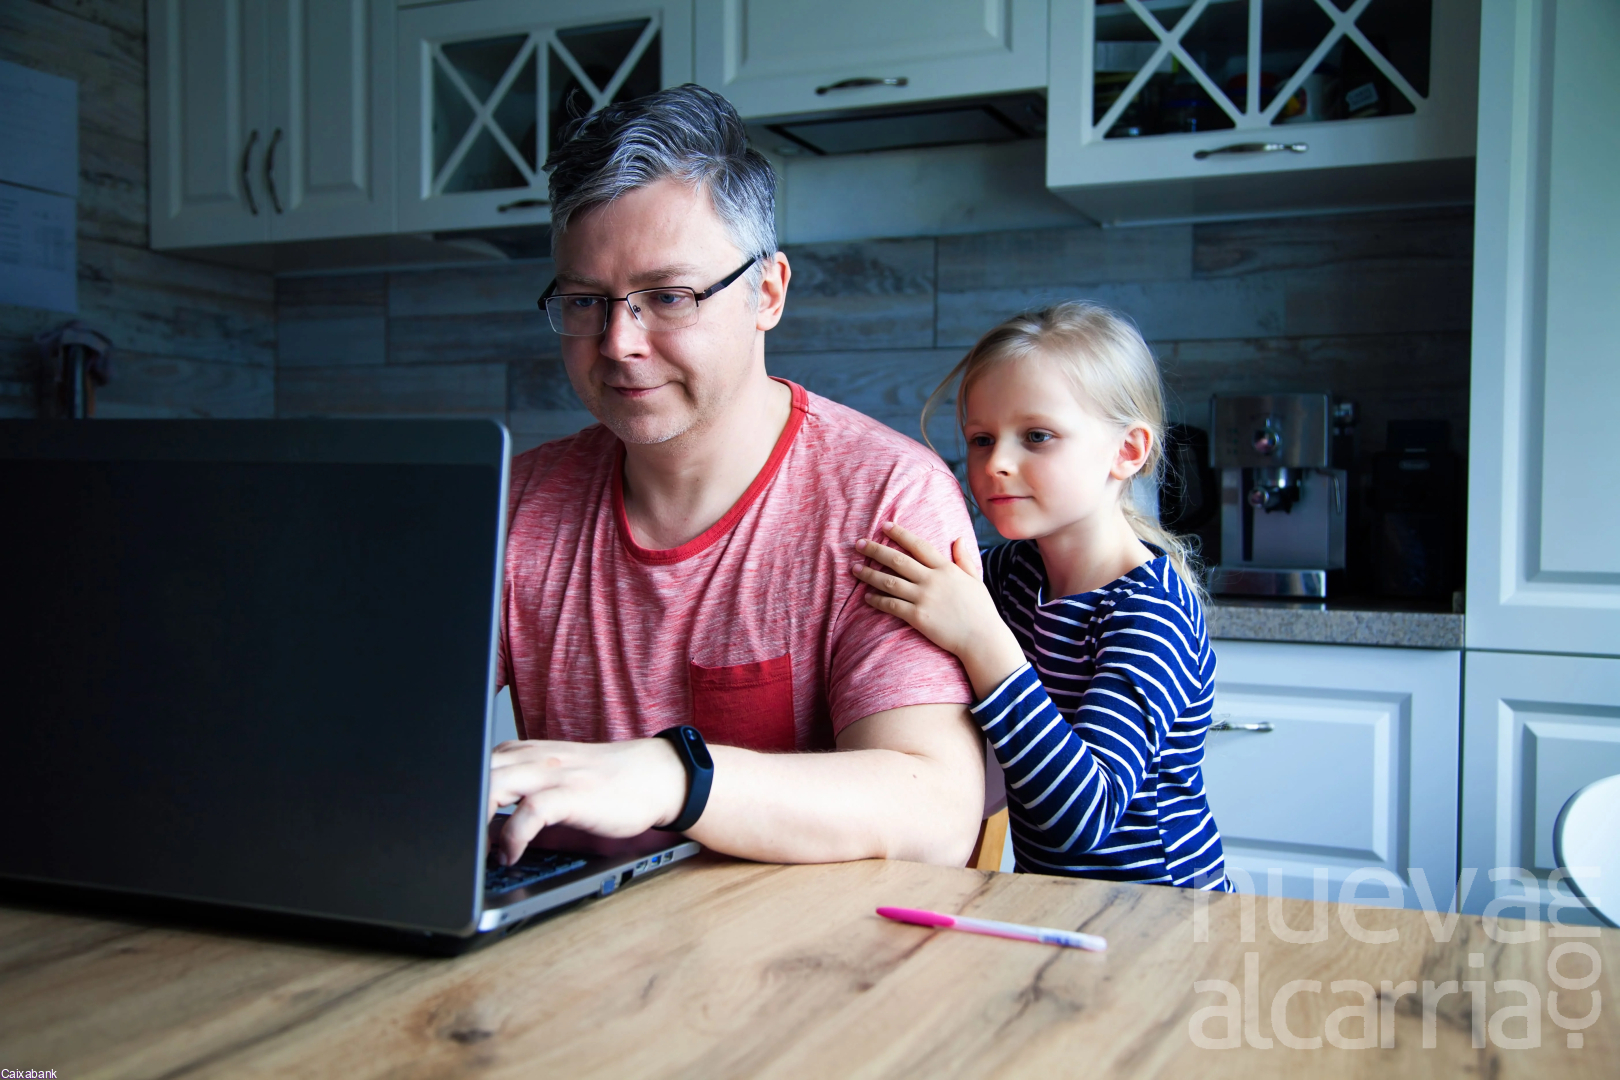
[851,302,1228,890]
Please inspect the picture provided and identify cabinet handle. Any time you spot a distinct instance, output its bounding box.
[1194,142,1307,160]
[815,77,908,95]
[497,198,549,212]
[1209,720,1275,733]
[265,128,284,214]
[240,129,260,216]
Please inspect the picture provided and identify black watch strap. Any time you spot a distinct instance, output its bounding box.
[654,725,713,833]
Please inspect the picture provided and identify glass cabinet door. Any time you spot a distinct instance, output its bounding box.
[399,1,691,232]
[429,18,660,197]
[1091,0,1433,142]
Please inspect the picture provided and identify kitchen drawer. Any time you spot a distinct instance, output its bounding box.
[1205,640,1461,910]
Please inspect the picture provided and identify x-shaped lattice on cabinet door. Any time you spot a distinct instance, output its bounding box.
[427,15,661,197]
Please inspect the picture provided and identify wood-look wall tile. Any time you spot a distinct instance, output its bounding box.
[0,1,145,143]
[278,317,386,368]
[78,127,146,247]
[388,311,556,365]
[1280,263,1472,337]
[773,239,936,351]
[508,358,582,411]
[92,353,275,418]
[29,0,144,39]
[389,261,555,317]
[1194,207,1474,277]
[75,241,276,366]
[278,363,507,418]
[937,224,1193,292]
[1155,332,1472,455]
[936,276,1289,346]
[767,348,967,450]
[277,273,388,320]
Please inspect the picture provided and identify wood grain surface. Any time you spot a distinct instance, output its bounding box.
[2,857,1613,1079]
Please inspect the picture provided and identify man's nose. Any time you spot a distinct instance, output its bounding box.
[599,297,651,359]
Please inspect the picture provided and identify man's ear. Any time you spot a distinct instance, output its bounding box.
[755,251,790,332]
[1110,423,1153,482]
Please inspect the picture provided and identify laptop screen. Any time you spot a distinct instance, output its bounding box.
[0,420,508,934]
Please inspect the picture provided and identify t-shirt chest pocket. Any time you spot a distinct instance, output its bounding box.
[688,654,795,752]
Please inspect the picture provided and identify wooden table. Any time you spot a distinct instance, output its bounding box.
[3,857,1616,1078]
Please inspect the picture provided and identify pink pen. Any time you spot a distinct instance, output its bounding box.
[877,906,1107,952]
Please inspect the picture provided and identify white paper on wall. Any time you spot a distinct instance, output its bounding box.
[0,59,78,198]
[0,182,77,313]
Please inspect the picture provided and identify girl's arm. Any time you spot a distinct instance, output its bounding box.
[851,525,1188,870]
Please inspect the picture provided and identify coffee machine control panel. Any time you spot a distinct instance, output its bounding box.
[1210,394,1330,470]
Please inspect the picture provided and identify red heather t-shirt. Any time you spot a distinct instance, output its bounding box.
[497,380,977,751]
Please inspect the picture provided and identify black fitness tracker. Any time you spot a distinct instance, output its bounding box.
[654,725,714,833]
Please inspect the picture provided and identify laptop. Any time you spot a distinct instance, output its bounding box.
[0,419,697,953]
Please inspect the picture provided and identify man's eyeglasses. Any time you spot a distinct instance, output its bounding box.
[537,255,766,337]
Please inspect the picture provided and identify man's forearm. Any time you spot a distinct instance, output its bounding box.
[686,704,985,866]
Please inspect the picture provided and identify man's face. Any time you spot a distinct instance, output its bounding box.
[550,177,781,446]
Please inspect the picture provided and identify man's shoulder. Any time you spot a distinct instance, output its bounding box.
[509,423,615,509]
[795,387,956,486]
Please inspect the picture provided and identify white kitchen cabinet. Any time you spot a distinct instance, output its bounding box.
[149,0,270,247]
[1203,640,1461,911]
[695,0,1048,120]
[1464,0,1620,659]
[1046,0,1480,225]
[1459,651,1620,924]
[262,0,396,242]
[396,0,693,234]
[149,0,394,249]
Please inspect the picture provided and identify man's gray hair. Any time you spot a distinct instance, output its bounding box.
[545,84,777,289]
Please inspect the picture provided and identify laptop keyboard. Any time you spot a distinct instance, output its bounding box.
[484,853,588,896]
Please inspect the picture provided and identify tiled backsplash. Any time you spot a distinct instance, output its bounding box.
[275,206,1472,479]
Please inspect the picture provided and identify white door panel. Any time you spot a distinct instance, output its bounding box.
[1466,0,1620,655]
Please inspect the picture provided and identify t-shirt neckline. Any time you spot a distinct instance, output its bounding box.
[612,378,808,566]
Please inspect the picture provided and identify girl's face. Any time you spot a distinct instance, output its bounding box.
[960,353,1150,541]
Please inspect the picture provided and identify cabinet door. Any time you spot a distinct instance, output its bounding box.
[264,0,395,241]
[1204,641,1461,911]
[1460,651,1620,924]
[396,0,694,234]
[148,0,270,248]
[694,0,1048,119]
[1465,1,1620,658]
[1047,0,1480,225]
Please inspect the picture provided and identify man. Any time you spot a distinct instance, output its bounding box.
[489,85,985,868]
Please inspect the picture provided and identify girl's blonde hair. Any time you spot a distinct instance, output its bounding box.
[922,301,1205,601]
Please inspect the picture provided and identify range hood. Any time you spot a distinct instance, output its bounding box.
[750,92,1047,157]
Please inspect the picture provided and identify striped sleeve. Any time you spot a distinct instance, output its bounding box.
[971,596,1205,869]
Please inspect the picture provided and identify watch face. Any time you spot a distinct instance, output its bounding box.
[683,727,714,769]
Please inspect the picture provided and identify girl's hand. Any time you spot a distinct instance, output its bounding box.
[851,521,1028,699]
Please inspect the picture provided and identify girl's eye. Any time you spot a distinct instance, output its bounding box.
[968,433,994,448]
[1026,430,1054,444]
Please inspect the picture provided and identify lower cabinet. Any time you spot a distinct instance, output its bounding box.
[1460,651,1620,924]
[1204,640,1461,912]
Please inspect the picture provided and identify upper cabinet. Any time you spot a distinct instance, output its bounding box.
[395,0,693,233]
[1465,0,1620,659]
[1046,0,1480,225]
[694,0,1049,119]
[148,0,394,249]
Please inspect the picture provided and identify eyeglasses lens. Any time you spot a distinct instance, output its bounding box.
[544,289,699,336]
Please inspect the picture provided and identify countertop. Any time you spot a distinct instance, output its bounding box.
[3,856,1612,1077]
[1207,598,1465,649]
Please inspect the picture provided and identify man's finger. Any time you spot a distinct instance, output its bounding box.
[499,793,559,866]
[882,521,946,569]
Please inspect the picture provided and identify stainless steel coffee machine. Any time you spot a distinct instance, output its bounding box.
[1207,394,1346,598]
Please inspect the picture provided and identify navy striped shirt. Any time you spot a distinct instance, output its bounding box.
[975,540,1229,890]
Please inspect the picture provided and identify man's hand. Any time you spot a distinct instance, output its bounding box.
[488,737,687,866]
[851,521,1027,699]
